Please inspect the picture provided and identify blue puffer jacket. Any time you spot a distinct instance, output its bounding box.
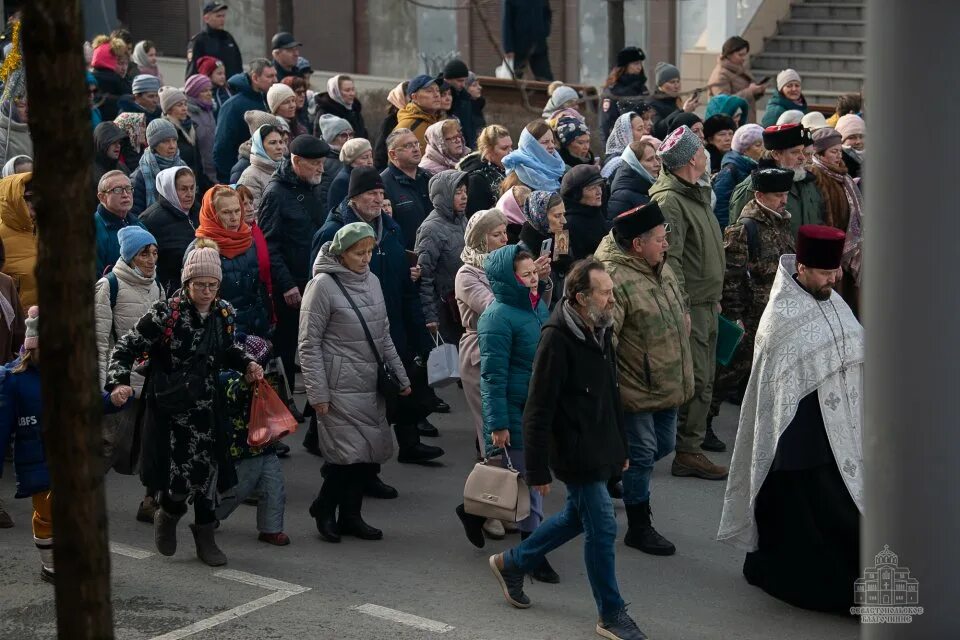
[213,73,269,182]
[0,364,48,498]
[712,150,757,229]
[478,244,550,455]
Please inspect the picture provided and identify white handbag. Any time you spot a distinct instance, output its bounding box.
[426,333,460,387]
[463,449,531,522]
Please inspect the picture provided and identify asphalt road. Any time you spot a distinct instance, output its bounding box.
[0,388,859,639]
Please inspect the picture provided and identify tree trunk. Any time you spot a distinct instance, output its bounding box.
[607,0,625,71]
[278,0,295,33]
[21,1,114,638]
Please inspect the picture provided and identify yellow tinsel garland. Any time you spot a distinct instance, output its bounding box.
[0,20,22,87]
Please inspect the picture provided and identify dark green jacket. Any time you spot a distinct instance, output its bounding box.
[728,171,823,237]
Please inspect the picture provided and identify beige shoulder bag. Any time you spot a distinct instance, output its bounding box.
[463,449,531,522]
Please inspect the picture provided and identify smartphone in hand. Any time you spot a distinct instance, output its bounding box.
[540,238,553,258]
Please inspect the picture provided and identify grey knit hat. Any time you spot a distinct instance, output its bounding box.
[655,62,680,87]
[146,118,178,148]
[132,74,161,95]
[159,86,188,115]
[657,125,702,170]
[318,114,353,144]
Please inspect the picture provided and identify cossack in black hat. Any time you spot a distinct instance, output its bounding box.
[762,123,804,151]
[751,167,794,193]
[348,166,386,199]
[443,59,470,80]
[289,134,330,159]
[796,224,845,270]
[616,46,645,68]
[613,201,666,243]
[271,32,301,50]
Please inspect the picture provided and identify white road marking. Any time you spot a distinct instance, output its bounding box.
[149,568,310,640]
[352,603,455,634]
[214,568,309,594]
[109,542,154,559]
[150,591,296,640]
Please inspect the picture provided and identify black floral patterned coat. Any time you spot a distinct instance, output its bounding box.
[106,294,252,497]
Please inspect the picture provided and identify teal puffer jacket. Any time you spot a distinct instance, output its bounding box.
[478,244,550,456]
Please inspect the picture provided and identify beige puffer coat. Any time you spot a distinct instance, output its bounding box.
[237,154,278,210]
[94,259,164,391]
[298,242,410,465]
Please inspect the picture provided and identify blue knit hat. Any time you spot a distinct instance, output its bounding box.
[118,225,157,264]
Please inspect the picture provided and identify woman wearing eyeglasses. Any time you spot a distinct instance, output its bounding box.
[106,240,263,566]
[418,120,469,175]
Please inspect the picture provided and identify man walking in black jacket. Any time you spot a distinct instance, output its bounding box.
[487,259,648,640]
[185,3,243,79]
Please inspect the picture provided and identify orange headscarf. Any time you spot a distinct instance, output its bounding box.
[196,185,253,259]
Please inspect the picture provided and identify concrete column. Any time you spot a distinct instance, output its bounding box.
[863,3,959,637]
[705,0,738,51]
[367,0,418,79]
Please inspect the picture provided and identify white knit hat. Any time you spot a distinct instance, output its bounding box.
[267,83,296,115]
[776,68,801,91]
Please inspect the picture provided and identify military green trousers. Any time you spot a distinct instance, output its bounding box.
[676,303,718,453]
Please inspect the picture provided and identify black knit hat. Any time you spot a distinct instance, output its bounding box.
[348,166,385,198]
[703,115,736,141]
[613,201,665,243]
[722,36,750,59]
[560,165,604,202]
[616,46,645,68]
[751,167,794,194]
[442,58,470,80]
[289,134,330,159]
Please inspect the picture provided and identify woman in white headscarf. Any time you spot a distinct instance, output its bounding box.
[131,40,163,82]
[600,111,646,179]
[1,155,31,177]
[313,74,368,140]
[138,166,200,294]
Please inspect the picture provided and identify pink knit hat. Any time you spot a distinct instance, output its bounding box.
[184,74,213,99]
[181,239,222,284]
[495,187,528,226]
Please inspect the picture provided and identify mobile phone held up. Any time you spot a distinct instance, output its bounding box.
[540,238,553,258]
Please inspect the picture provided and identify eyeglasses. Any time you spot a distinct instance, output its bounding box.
[396,141,420,151]
[189,282,219,292]
[443,134,463,143]
[101,186,134,195]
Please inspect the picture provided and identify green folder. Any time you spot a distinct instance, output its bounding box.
[716,314,746,366]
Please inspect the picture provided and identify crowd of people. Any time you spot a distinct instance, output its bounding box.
[0,5,866,637]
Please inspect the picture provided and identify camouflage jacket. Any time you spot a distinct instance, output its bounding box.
[721,199,796,331]
[595,233,694,412]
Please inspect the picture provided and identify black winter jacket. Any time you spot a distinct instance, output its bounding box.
[313,93,369,141]
[138,196,200,294]
[459,152,505,217]
[258,157,325,295]
[607,162,654,221]
[373,108,399,171]
[380,164,433,250]
[562,199,608,261]
[185,26,244,79]
[522,302,626,486]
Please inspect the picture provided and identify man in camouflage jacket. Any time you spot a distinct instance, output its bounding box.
[595,202,693,556]
[710,167,796,428]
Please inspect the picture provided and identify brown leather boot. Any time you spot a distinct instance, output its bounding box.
[671,452,728,480]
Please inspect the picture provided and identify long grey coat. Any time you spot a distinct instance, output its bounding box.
[298,243,410,465]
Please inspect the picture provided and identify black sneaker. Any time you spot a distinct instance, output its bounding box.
[488,554,531,609]
[596,608,647,640]
[432,398,451,414]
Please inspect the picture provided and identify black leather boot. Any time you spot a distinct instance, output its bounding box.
[701,416,727,452]
[624,500,675,556]
[308,476,341,543]
[363,474,399,499]
[394,423,444,464]
[302,416,323,456]
[337,478,382,540]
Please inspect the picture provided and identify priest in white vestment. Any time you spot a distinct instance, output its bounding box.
[718,224,863,613]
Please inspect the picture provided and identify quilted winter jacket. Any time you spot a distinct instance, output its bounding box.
[478,244,550,455]
[394,101,440,152]
[298,245,410,465]
[414,170,468,325]
[594,233,694,412]
[0,365,48,498]
[237,154,278,210]
[94,259,164,391]
[0,173,37,307]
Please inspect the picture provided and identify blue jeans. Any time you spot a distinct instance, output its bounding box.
[622,409,678,505]
[500,446,542,533]
[215,453,286,533]
[504,480,625,621]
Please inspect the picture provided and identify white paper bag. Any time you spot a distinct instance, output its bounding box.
[427,334,460,387]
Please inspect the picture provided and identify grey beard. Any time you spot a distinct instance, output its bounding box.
[793,167,807,181]
[588,306,615,328]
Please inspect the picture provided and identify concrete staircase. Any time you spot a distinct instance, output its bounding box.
[751,0,866,108]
